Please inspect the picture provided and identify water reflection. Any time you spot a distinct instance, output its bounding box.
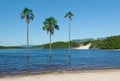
[49,55,52,64]
[68,52,71,64]
[68,56,70,64]
[26,53,29,63]
[26,50,29,60]
[25,52,30,75]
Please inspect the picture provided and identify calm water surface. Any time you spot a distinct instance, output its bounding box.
[0,49,120,75]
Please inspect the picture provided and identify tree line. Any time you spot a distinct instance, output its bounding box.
[34,41,79,49]
[87,35,120,49]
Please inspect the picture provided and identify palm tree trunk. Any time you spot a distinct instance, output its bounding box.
[49,33,52,57]
[68,20,71,57]
[26,24,29,59]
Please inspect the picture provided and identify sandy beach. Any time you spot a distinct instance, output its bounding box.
[0,69,120,81]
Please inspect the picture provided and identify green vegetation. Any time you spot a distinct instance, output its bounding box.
[72,38,95,44]
[71,35,120,50]
[90,35,120,49]
[0,46,23,49]
[43,17,59,57]
[1,35,120,50]
[77,35,120,49]
[65,11,74,57]
[34,41,79,49]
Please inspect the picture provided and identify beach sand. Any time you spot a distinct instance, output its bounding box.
[0,69,120,81]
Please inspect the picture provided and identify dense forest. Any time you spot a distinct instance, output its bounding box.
[90,35,120,49]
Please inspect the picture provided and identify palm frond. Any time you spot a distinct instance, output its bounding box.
[65,11,74,20]
[64,13,68,18]
[43,26,46,30]
[42,17,60,35]
[30,13,34,20]
[54,25,59,30]
[21,7,34,24]
[21,13,25,19]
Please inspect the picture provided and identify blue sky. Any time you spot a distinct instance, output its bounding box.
[0,0,120,46]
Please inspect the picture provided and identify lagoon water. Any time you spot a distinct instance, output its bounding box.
[0,49,120,75]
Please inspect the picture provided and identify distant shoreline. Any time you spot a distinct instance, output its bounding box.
[0,48,120,50]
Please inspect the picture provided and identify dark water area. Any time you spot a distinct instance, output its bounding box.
[0,49,120,76]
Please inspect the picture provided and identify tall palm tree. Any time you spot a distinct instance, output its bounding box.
[43,17,59,58]
[21,7,34,58]
[65,11,74,57]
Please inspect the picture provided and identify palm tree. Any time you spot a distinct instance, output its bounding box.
[65,11,74,57]
[43,17,59,58]
[20,7,34,58]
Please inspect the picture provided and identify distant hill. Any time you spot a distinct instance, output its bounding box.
[72,35,120,49]
[34,41,79,49]
[91,35,120,49]
[72,38,95,43]
[0,46,23,49]
[97,37,105,41]
[21,45,34,48]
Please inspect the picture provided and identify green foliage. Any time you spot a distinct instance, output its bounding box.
[21,7,34,24]
[0,46,23,49]
[65,11,74,21]
[34,41,79,49]
[43,17,59,35]
[91,35,120,49]
[83,40,94,45]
